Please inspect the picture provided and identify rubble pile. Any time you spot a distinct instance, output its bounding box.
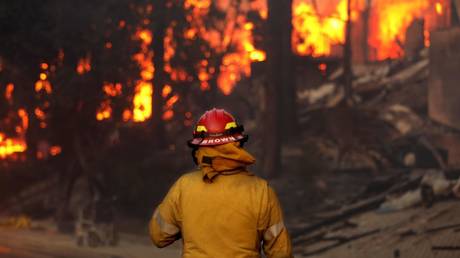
[291,26,460,257]
[297,48,448,172]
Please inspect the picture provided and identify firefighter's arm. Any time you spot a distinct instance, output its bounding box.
[149,179,182,248]
[260,186,293,258]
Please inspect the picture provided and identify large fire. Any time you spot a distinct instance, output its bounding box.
[292,0,447,60]
[0,0,450,160]
[176,0,266,95]
[369,0,437,60]
[292,0,363,57]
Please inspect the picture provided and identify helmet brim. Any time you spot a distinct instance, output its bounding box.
[188,133,247,147]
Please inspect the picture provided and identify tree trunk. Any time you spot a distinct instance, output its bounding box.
[343,0,354,103]
[280,0,299,141]
[151,0,168,148]
[263,0,286,178]
[362,0,372,63]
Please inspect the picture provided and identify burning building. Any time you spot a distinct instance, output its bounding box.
[292,0,451,61]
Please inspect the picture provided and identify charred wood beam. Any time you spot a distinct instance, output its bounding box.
[342,0,354,104]
[432,246,460,251]
[425,223,460,234]
[151,0,168,148]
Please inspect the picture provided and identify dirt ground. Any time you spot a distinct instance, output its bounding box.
[0,227,181,258]
[293,200,460,258]
[1,201,460,258]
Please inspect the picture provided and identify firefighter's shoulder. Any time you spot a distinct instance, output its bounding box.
[175,170,203,184]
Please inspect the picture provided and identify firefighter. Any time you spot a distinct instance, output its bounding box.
[149,108,293,258]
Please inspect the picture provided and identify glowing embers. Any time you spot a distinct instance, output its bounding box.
[96,100,113,121]
[37,143,62,160]
[96,83,122,121]
[76,54,91,75]
[131,28,154,122]
[49,145,62,156]
[161,85,179,121]
[34,64,52,129]
[103,82,122,97]
[136,29,153,45]
[318,63,327,75]
[5,83,14,102]
[162,85,173,98]
[35,64,52,94]
[162,94,180,121]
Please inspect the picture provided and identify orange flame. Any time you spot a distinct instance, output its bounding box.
[165,94,179,109]
[122,109,132,122]
[435,2,443,15]
[0,135,27,159]
[137,29,153,45]
[18,109,29,132]
[177,0,266,95]
[162,85,173,98]
[76,55,91,74]
[34,108,46,121]
[0,109,28,159]
[133,82,153,122]
[162,110,174,121]
[49,146,62,156]
[132,28,154,122]
[369,0,430,60]
[35,70,52,94]
[40,63,49,70]
[292,0,444,60]
[97,82,122,121]
[96,100,112,121]
[103,82,122,97]
[318,63,327,75]
[292,0,362,57]
[5,83,14,101]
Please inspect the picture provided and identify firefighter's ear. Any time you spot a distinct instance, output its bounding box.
[238,135,249,148]
[191,148,199,165]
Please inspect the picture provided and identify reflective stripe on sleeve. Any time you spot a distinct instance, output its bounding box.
[263,221,285,242]
[153,208,180,235]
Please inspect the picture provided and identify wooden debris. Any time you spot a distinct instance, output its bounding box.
[301,229,380,256]
[291,174,421,239]
[425,223,460,234]
[432,246,460,251]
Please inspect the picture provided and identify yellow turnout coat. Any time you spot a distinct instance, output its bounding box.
[149,142,293,258]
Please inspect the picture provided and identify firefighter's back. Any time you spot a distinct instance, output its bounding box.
[179,170,268,258]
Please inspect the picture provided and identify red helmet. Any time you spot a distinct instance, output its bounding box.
[188,108,248,147]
